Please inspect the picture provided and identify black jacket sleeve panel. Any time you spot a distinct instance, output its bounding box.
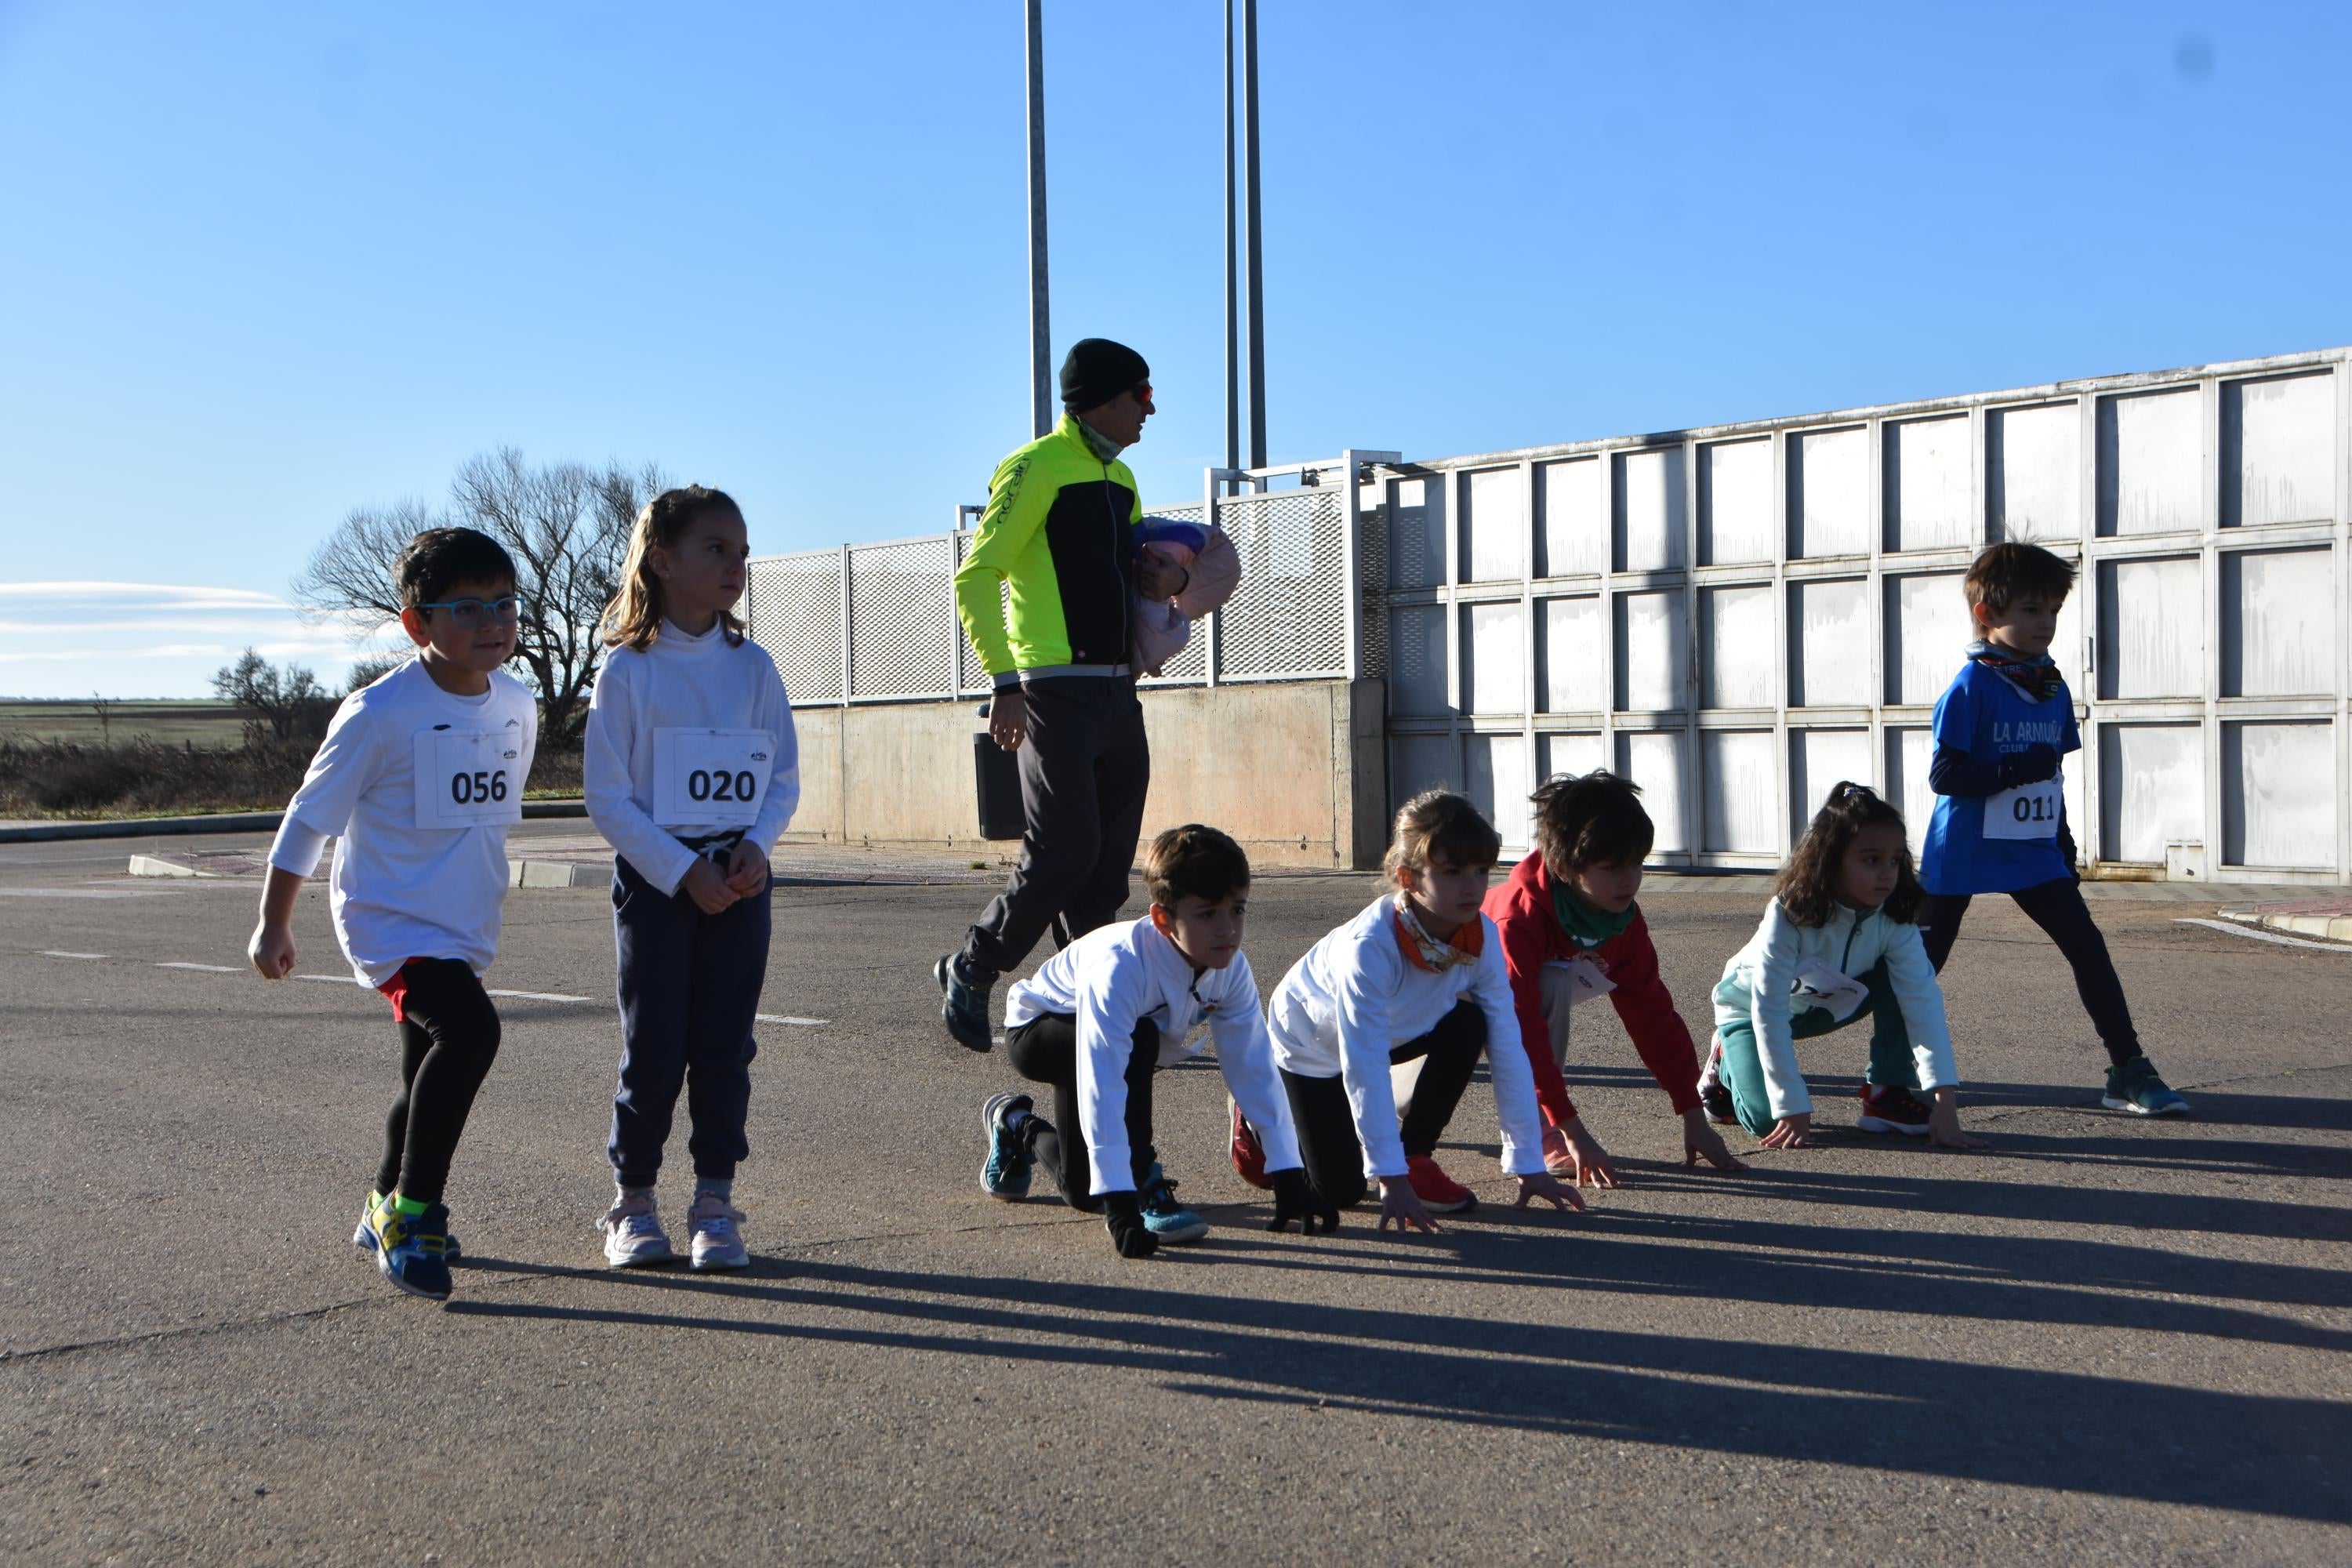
[1929,743,2005,799]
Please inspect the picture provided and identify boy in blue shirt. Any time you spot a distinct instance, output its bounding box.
[1917,543,2188,1116]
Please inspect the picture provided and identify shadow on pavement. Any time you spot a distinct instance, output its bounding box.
[444,1233,2352,1526]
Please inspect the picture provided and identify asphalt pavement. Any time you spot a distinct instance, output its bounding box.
[2,830,2347,1564]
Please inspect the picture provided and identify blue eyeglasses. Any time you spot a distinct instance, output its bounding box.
[419,595,523,628]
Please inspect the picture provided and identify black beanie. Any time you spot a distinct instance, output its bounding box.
[1059,338,1149,411]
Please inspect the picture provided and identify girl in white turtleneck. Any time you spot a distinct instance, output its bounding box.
[584,485,799,1273]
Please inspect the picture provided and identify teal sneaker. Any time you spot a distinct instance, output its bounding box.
[375,1201,455,1300]
[2103,1056,2190,1116]
[354,1190,459,1261]
[980,1092,1034,1200]
[1138,1162,1209,1244]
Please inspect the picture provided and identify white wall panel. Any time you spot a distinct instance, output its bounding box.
[1390,732,1457,807]
[1388,476,1446,590]
[2224,372,2334,526]
[1789,578,1871,707]
[1700,731,1777,853]
[1990,401,2080,542]
[1465,734,1533,851]
[2096,555,2203,700]
[1790,425,1871,558]
[1886,415,1974,552]
[1461,601,1525,716]
[1699,438,1773,564]
[2224,721,2335,869]
[1613,448,1687,571]
[1613,590,1687,711]
[2223,548,2333,696]
[1539,457,1606,577]
[1541,597,1606,713]
[1700,585,1776,708]
[1615,731,1689,855]
[2100,724,2202,864]
[1789,729,1875,838]
[1885,574,1973,705]
[2052,582,2086,699]
[1464,468,1526,583]
[1388,604,1449,715]
[1539,731,1605,783]
[2097,387,2202,536]
[1886,727,1937,858]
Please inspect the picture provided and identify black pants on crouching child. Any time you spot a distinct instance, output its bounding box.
[1918,876,2140,1068]
[1277,1000,1486,1210]
[608,855,770,1189]
[1004,1011,1160,1213]
[375,958,502,1206]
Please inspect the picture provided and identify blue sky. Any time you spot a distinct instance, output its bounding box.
[4,1,2347,699]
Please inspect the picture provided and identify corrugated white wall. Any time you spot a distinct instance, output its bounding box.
[1379,347,2351,884]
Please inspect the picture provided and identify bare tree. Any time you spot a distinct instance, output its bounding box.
[211,648,334,746]
[292,451,668,742]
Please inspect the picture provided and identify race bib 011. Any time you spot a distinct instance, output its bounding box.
[652,728,774,827]
[412,728,524,830]
[1984,766,2063,842]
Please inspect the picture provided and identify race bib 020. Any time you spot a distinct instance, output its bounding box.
[412,728,524,830]
[1984,765,2063,842]
[652,728,774,827]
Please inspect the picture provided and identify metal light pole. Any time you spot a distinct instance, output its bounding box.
[1025,0,1052,438]
[1242,0,1266,471]
[1222,2,1240,493]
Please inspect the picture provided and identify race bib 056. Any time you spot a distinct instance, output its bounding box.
[652,728,773,827]
[412,728,524,830]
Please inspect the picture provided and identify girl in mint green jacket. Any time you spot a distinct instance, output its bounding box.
[1703,784,1987,1152]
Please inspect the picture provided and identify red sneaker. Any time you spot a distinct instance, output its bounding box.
[1857,1083,1933,1135]
[1229,1097,1272,1189]
[1404,1153,1476,1213]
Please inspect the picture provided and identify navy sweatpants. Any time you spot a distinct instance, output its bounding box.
[607,855,770,1188]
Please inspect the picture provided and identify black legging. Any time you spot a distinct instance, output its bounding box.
[1004,1011,1159,1214]
[1277,1000,1486,1210]
[1919,877,2140,1068]
[372,958,503,1206]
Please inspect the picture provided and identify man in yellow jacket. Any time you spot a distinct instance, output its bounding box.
[935,338,1189,1051]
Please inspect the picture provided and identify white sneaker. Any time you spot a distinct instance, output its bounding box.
[599,1189,672,1268]
[686,1189,750,1272]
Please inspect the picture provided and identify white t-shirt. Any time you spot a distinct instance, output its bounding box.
[267,659,539,986]
[1268,895,1545,1180]
[1004,916,1304,1196]
[583,622,801,895]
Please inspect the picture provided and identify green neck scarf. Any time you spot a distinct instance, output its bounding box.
[1552,877,1635,949]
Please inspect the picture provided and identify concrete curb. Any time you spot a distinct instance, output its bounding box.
[2219,906,2352,943]
[2,800,588,845]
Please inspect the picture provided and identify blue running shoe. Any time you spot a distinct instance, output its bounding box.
[980,1091,1034,1200]
[376,1201,455,1300]
[2103,1055,2190,1116]
[354,1191,460,1261]
[1138,1162,1208,1244]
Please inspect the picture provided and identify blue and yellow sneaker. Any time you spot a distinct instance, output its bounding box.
[980,1091,1034,1200]
[374,1201,455,1300]
[2103,1055,2190,1116]
[353,1190,459,1261]
[1138,1162,1208,1244]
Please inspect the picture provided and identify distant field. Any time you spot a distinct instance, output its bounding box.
[0,699,248,747]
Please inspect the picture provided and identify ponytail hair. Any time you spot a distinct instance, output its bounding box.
[1776,782,1924,927]
[601,485,747,652]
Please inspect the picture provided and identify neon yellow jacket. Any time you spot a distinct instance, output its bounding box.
[953,413,1142,684]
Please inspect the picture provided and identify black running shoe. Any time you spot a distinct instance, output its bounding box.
[935,953,998,1053]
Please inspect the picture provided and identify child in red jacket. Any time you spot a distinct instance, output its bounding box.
[1480,770,1748,1185]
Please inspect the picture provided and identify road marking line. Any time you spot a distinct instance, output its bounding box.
[2176,916,2352,953]
[1,889,178,899]
[296,973,360,984]
[488,989,596,1004]
[757,1014,829,1027]
[39,950,107,960]
[157,961,240,973]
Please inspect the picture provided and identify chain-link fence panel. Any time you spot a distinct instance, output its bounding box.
[1213,488,1352,680]
[745,550,843,702]
[847,537,956,699]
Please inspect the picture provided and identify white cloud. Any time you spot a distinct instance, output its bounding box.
[0,579,397,697]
